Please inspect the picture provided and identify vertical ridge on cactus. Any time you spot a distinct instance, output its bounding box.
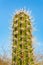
[12,10,35,65]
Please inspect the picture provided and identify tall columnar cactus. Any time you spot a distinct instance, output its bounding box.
[12,10,34,65]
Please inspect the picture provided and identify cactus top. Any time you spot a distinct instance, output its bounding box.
[14,11,31,20]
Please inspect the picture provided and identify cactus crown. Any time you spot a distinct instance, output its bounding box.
[12,10,34,65]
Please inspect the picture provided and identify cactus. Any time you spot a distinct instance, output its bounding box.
[12,10,34,65]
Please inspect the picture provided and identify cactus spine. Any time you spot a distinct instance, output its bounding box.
[12,10,34,65]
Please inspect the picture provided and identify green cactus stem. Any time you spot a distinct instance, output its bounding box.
[12,10,34,65]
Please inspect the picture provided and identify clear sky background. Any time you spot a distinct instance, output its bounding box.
[0,0,43,57]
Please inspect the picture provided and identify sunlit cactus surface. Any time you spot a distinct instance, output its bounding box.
[12,9,34,65]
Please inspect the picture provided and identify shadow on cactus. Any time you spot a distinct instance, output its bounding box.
[12,9,35,65]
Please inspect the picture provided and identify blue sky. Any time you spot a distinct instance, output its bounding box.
[0,0,43,57]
